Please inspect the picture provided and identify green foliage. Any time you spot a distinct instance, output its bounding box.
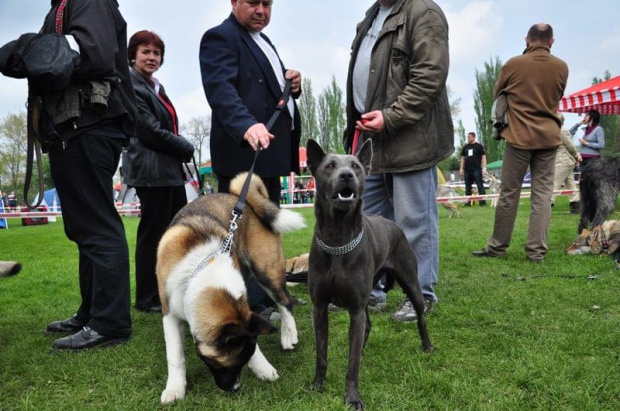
[1,203,619,409]
[474,56,505,162]
[0,112,28,191]
[317,76,346,154]
[299,78,319,148]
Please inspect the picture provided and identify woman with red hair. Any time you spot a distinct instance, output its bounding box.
[122,30,195,313]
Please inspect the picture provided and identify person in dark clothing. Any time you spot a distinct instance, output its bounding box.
[122,31,195,313]
[460,132,487,206]
[200,0,302,318]
[25,0,138,350]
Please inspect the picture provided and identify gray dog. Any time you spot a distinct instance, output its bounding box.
[306,139,433,410]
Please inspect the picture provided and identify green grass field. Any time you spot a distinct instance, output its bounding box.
[1,198,619,410]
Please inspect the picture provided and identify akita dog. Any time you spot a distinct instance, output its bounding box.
[156,173,305,404]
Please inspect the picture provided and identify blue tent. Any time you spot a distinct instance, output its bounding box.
[43,188,61,209]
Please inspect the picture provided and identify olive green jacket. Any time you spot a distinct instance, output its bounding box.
[345,0,454,173]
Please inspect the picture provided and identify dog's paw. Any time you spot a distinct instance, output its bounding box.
[252,362,279,381]
[279,315,298,350]
[280,329,298,350]
[161,387,186,405]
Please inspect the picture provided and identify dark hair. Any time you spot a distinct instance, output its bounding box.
[468,132,476,138]
[527,24,553,43]
[128,30,165,66]
[587,109,601,125]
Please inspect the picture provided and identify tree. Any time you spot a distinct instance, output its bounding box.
[298,78,318,148]
[317,76,346,154]
[473,56,504,162]
[182,116,211,165]
[591,70,619,154]
[0,112,27,191]
[447,84,461,119]
[0,112,53,203]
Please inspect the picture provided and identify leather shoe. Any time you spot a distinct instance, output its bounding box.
[52,327,129,351]
[472,249,503,258]
[46,315,86,334]
[136,304,162,313]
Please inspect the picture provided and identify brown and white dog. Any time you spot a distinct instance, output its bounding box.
[156,173,305,404]
[436,185,462,218]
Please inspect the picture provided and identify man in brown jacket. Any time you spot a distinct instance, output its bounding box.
[473,23,569,262]
[344,0,454,321]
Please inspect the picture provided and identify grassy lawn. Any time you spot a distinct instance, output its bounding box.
[0,197,619,410]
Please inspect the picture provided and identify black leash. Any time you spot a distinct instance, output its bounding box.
[232,78,292,218]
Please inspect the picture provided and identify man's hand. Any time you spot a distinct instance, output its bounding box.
[459,169,464,176]
[244,123,274,151]
[285,70,302,94]
[356,110,385,133]
[577,154,582,164]
[579,138,587,146]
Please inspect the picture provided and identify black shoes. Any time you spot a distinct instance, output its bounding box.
[46,315,86,334]
[52,327,129,351]
[471,249,502,258]
[136,304,162,313]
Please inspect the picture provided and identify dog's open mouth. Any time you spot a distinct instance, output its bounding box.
[334,188,356,202]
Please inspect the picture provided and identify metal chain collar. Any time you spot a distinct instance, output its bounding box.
[189,212,241,280]
[315,229,365,256]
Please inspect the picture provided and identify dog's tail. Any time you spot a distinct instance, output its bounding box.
[230,173,305,233]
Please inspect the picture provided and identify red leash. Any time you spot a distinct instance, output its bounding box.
[351,119,369,154]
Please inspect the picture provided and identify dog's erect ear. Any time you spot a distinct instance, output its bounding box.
[357,139,373,175]
[307,139,325,176]
[249,313,278,336]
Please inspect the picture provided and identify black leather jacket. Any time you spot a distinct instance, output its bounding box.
[122,69,194,187]
[41,0,136,141]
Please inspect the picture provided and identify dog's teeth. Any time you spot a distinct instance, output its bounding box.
[338,193,355,201]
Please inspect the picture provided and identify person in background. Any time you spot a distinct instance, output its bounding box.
[552,112,581,214]
[569,109,604,172]
[460,132,487,206]
[345,0,454,321]
[7,191,17,209]
[200,0,302,320]
[122,30,195,313]
[36,0,137,350]
[472,23,568,263]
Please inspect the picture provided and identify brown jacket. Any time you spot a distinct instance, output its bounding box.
[556,128,579,166]
[345,0,454,173]
[494,45,568,150]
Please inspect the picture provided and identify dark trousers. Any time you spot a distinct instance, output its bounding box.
[48,134,131,338]
[464,169,487,206]
[134,185,187,310]
[217,174,281,312]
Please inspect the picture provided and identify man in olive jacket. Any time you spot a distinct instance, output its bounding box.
[473,23,569,262]
[345,0,454,321]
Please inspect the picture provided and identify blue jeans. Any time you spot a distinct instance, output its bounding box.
[363,168,439,302]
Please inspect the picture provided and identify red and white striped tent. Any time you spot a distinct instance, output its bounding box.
[559,75,620,115]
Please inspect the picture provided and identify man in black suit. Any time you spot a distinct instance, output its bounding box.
[200,0,302,203]
[200,0,302,317]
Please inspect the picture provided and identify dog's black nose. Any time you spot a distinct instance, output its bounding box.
[339,170,354,182]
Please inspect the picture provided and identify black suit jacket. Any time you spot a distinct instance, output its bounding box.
[200,14,301,178]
